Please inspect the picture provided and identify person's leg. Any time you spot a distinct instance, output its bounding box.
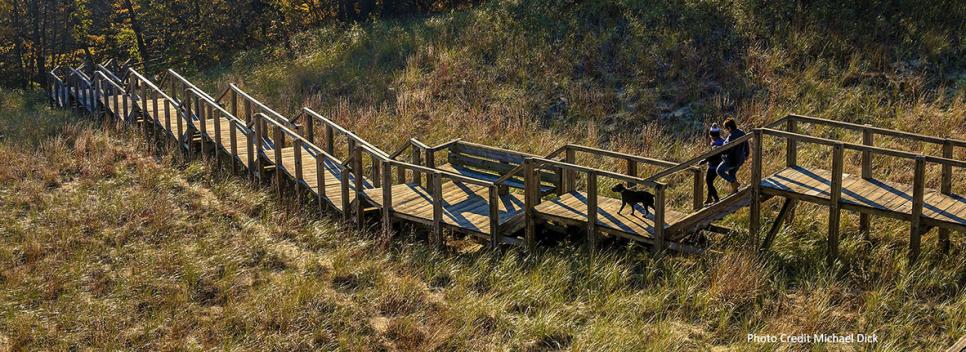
[705,167,719,203]
[716,160,737,183]
[717,159,742,194]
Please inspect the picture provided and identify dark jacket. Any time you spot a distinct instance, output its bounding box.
[725,128,749,162]
[706,138,725,166]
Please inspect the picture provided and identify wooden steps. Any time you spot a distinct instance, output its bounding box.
[362,181,526,237]
[534,191,688,242]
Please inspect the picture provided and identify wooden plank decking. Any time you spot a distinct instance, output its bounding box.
[192,115,255,168]
[363,181,526,237]
[761,166,966,232]
[275,145,371,211]
[534,191,688,242]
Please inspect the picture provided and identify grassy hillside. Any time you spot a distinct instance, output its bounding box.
[2,0,966,350]
[2,91,962,351]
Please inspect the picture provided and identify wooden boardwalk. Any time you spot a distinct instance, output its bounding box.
[275,144,370,212]
[761,166,966,232]
[535,191,686,240]
[363,181,526,241]
[47,62,964,265]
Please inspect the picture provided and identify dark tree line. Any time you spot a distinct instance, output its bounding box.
[0,0,480,88]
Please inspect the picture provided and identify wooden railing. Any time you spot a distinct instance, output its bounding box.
[255,112,357,219]
[556,144,703,210]
[184,87,256,172]
[765,113,965,258]
[354,141,510,248]
[126,68,193,145]
[755,126,964,263]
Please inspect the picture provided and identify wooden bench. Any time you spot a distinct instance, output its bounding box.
[435,141,560,195]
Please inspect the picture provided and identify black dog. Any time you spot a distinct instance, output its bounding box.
[611,184,655,216]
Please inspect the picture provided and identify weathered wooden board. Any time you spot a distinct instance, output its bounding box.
[275,146,371,211]
[761,166,966,230]
[533,191,687,240]
[363,180,525,235]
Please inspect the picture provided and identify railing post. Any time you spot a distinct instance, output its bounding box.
[827,143,845,267]
[939,140,953,254]
[411,147,422,186]
[382,161,394,239]
[212,105,222,166]
[785,117,798,223]
[431,172,444,249]
[152,89,161,137]
[563,147,576,193]
[294,139,304,183]
[372,152,382,188]
[750,130,763,245]
[489,185,501,249]
[305,116,314,145]
[587,172,599,254]
[122,80,129,122]
[325,125,335,155]
[244,99,253,126]
[229,120,239,172]
[198,96,207,156]
[317,156,326,214]
[254,114,265,181]
[626,159,638,186]
[230,90,238,119]
[164,98,173,139]
[140,79,149,135]
[653,184,666,257]
[274,125,284,197]
[340,163,351,223]
[909,155,926,265]
[692,168,704,211]
[860,126,874,236]
[524,160,537,251]
[353,144,364,226]
[93,78,101,118]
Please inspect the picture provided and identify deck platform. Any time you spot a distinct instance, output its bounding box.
[761,166,966,232]
[363,181,526,238]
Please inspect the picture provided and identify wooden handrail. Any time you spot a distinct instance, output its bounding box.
[229,83,288,121]
[529,157,663,189]
[787,114,966,148]
[354,142,492,187]
[302,108,389,158]
[427,138,460,151]
[254,113,341,162]
[644,132,754,183]
[761,128,966,168]
[167,69,214,100]
[96,64,125,85]
[565,144,679,168]
[185,88,252,135]
[128,68,179,104]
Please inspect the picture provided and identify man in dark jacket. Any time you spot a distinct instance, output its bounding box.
[716,118,749,195]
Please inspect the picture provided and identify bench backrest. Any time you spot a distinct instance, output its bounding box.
[448,142,561,186]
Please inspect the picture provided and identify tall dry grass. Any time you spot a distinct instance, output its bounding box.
[2,0,966,349]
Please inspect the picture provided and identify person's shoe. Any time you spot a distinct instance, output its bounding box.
[729,181,740,195]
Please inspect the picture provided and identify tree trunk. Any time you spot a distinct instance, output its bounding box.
[123,0,151,70]
[29,0,46,87]
[11,0,27,88]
